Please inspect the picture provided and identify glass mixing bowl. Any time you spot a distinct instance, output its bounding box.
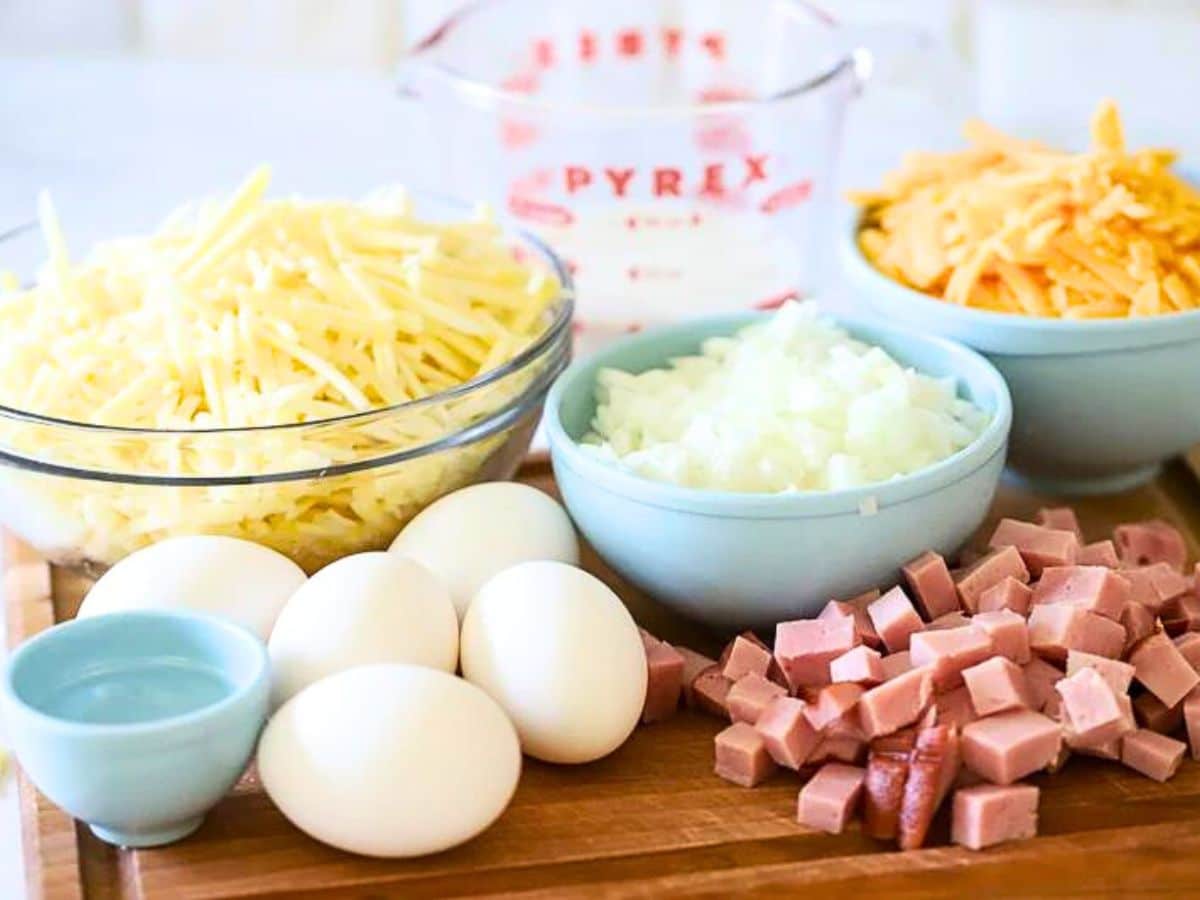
[0,213,572,575]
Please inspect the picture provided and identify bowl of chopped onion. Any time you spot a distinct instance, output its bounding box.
[0,170,572,575]
[842,101,1200,495]
[544,302,1010,630]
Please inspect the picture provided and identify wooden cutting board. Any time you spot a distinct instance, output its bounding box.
[8,457,1200,900]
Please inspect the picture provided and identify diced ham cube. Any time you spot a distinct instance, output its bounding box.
[1121,602,1158,653]
[818,598,883,651]
[807,735,866,765]
[641,637,685,724]
[1066,649,1135,694]
[978,577,1033,616]
[797,763,866,834]
[1174,633,1200,673]
[857,666,934,739]
[675,646,718,709]
[1078,540,1119,568]
[880,650,913,681]
[1055,667,1135,747]
[1132,691,1184,735]
[1140,563,1192,606]
[867,586,925,653]
[960,710,1062,785]
[1022,657,1066,712]
[1036,507,1084,540]
[963,657,1034,716]
[926,611,972,631]
[829,645,884,686]
[951,784,1039,850]
[1121,729,1186,782]
[1028,604,1125,662]
[803,683,864,732]
[1129,632,1200,708]
[1032,566,1130,621]
[989,518,1080,577]
[720,630,767,662]
[1162,594,1200,637]
[909,626,995,690]
[936,685,979,730]
[1183,687,1200,759]
[721,634,773,681]
[872,727,919,754]
[692,666,734,718]
[727,673,787,725]
[1114,520,1188,572]
[721,631,789,688]
[714,722,776,787]
[755,697,820,769]
[899,725,961,850]
[863,747,910,840]
[971,610,1031,664]
[956,546,1031,613]
[774,616,859,690]
[902,551,961,620]
[1073,736,1123,761]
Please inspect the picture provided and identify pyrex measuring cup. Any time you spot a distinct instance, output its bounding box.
[401,0,870,355]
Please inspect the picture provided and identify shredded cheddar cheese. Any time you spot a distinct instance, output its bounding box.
[0,169,561,571]
[851,101,1200,318]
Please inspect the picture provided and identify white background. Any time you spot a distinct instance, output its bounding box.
[4,0,1200,895]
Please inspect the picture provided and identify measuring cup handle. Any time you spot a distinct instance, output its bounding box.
[841,24,969,100]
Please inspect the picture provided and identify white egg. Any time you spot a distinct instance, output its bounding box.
[78,535,306,640]
[267,552,457,707]
[388,482,579,619]
[460,560,647,764]
[258,664,521,857]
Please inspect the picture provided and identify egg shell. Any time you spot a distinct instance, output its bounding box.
[460,560,647,764]
[388,482,579,619]
[267,552,458,707]
[258,664,520,858]
[78,535,306,640]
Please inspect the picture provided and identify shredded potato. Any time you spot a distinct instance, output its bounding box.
[851,101,1200,318]
[581,302,988,493]
[0,169,561,571]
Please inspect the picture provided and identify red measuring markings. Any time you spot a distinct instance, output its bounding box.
[627,265,683,282]
[507,194,575,227]
[760,180,814,214]
[525,26,726,69]
[623,212,705,230]
[500,119,539,149]
[563,156,769,199]
[754,289,801,311]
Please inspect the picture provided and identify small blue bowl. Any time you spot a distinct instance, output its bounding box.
[544,312,1012,630]
[841,212,1200,494]
[1,610,269,847]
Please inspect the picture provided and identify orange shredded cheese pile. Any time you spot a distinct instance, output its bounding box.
[852,101,1200,318]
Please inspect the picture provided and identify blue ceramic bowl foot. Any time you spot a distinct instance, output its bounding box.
[1005,464,1162,497]
[91,815,205,848]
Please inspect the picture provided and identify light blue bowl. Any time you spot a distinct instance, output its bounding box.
[841,212,1200,494]
[1,610,269,847]
[544,312,1012,630]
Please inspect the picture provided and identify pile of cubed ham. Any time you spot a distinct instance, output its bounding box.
[637,510,1200,852]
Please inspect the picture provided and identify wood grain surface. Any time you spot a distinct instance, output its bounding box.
[7,458,1200,899]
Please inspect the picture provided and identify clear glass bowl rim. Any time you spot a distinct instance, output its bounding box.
[0,211,574,486]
